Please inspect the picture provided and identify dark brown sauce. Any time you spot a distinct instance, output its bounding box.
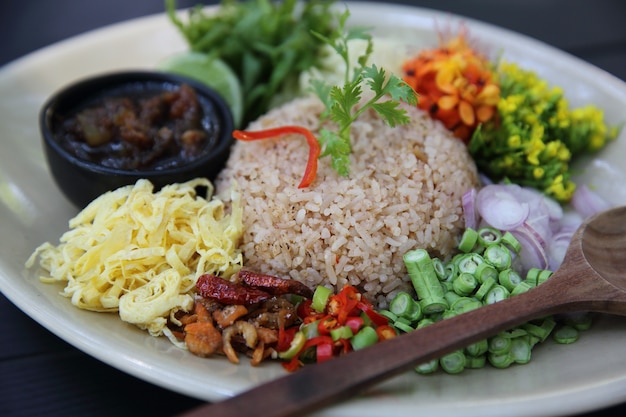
[53,83,218,171]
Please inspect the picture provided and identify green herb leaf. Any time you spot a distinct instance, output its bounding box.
[167,0,341,125]
[318,128,351,176]
[310,9,418,176]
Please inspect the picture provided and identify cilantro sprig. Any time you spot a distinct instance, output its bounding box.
[310,10,419,176]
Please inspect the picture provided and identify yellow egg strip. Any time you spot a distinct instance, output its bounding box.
[26,178,243,336]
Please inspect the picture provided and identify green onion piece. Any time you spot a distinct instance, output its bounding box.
[498,269,523,291]
[511,337,532,364]
[330,325,353,341]
[404,249,449,314]
[393,320,415,333]
[511,281,533,296]
[474,262,498,284]
[311,285,332,313]
[502,231,521,253]
[456,253,484,275]
[484,285,510,304]
[278,331,306,359]
[350,326,379,351]
[458,227,478,252]
[475,277,496,300]
[465,339,489,357]
[488,351,515,369]
[552,325,579,344]
[440,350,466,374]
[452,272,478,296]
[488,334,512,354]
[415,358,439,374]
[389,291,419,320]
[483,244,512,271]
[466,355,487,369]
[477,226,502,246]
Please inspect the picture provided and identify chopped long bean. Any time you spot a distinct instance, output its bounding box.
[477,226,502,246]
[511,337,532,364]
[390,221,592,375]
[552,325,579,344]
[488,334,512,354]
[404,249,448,314]
[458,228,478,253]
[440,350,466,374]
[465,339,489,357]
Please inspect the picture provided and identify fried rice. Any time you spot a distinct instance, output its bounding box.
[215,95,480,306]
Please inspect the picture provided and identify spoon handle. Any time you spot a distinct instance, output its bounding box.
[180,275,577,417]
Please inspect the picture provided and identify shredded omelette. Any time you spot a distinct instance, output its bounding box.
[25,178,243,336]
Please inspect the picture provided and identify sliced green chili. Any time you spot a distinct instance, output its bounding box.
[350,326,379,350]
[311,285,332,313]
[330,325,353,341]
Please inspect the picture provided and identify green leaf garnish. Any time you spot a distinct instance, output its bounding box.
[310,9,418,176]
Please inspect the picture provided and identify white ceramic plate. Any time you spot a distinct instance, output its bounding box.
[2,2,626,416]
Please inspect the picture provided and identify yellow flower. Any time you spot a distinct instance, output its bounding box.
[526,138,545,165]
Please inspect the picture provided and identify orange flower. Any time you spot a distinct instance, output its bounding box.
[403,35,499,142]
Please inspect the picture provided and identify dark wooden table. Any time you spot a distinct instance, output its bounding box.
[2,1,626,416]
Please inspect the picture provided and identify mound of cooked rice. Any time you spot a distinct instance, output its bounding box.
[215,96,480,306]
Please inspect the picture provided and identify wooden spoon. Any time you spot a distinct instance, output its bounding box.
[179,206,626,417]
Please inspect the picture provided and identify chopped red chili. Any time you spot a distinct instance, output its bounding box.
[232,125,321,188]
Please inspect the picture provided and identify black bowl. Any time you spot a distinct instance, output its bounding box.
[39,71,234,208]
